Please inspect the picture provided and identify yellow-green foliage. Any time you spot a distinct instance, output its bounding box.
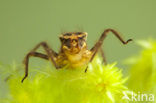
[127,40,156,94]
[1,39,156,103]
[2,57,128,103]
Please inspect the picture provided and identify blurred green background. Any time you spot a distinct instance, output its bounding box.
[0,0,156,66]
[0,0,156,102]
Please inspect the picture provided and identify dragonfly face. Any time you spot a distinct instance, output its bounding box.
[59,32,88,54]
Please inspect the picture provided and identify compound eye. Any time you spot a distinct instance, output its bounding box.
[75,32,82,35]
[79,35,86,40]
[64,33,72,36]
[78,37,85,47]
[64,38,71,48]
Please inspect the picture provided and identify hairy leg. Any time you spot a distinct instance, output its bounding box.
[31,42,58,57]
[90,29,132,62]
[22,42,59,83]
[99,47,107,65]
[21,52,48,83]
[85,29,132,72]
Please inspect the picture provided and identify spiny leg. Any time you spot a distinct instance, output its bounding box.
[27,42,59,68]
[33,42,59,68]
[22,42,59,83]
[100,47,107,65]
[90,29,132,62]
[21,52,48,83]
[85,29,132,72]
[31,42,58,57]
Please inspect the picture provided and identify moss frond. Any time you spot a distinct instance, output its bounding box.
[1,57,129,103]
[127,39,156,94]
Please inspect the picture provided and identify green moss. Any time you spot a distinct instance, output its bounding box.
[127,39,156,94]
[3,57,129,103]
[1,39,156,103]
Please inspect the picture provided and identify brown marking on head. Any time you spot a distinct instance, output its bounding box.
[59,32,88,54]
